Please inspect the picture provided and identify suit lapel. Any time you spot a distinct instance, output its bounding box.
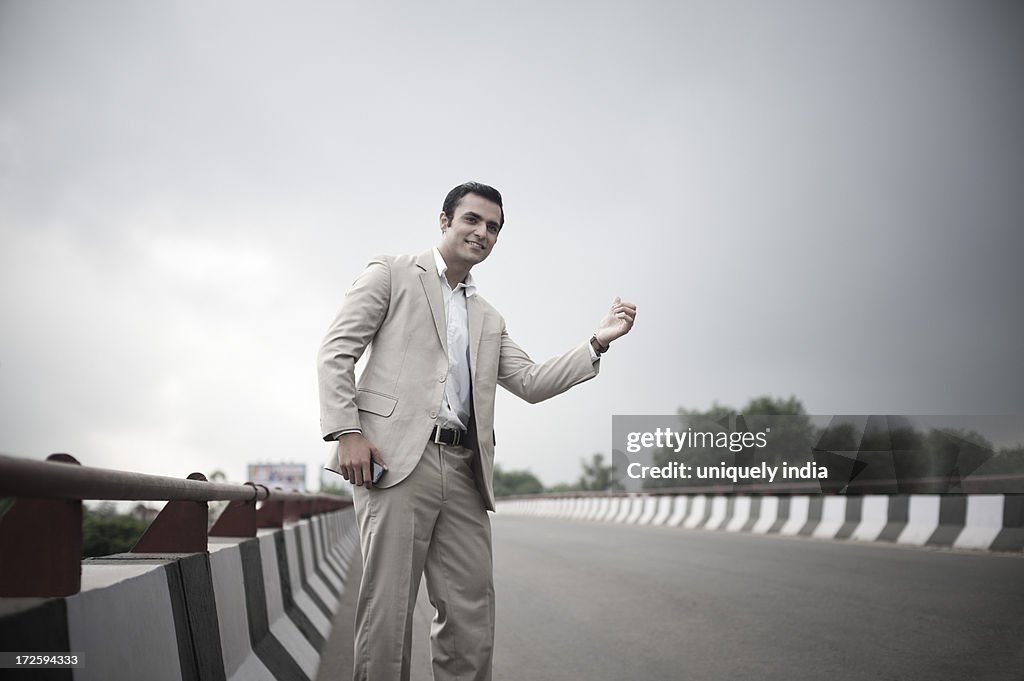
[417,251,448,353]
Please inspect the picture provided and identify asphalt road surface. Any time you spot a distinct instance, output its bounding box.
[319,515,1024,681]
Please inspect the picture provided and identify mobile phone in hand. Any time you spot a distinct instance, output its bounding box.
[370,460,385,485]
[323,461,385,486]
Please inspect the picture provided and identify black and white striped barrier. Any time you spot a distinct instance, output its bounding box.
[0,508,358,680]
[497,494,1024,552]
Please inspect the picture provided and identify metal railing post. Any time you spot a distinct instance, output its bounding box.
[132,473,210,553]
[209,483,262,538]
[0,454,83,597]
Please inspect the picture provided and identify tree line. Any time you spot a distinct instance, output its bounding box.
[640,396,1023,493]
[496,395,1024,496]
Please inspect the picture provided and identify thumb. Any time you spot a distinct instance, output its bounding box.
[612,296,621,306]
[371,448,388,469]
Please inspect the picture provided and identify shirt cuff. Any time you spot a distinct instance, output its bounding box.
[327,429,362,440]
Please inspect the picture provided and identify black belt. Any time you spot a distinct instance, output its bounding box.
[431,425,466,447]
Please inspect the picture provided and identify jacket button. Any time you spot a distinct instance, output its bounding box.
[439,374,446,383]
[429,411,437,419]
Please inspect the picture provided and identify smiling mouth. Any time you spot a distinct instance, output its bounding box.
[466,241,486,250]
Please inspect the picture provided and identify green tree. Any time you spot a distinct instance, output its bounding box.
[644,395,814,490]
[578,453,622,491]
[492,465,544,497]
[986,445,1024,475]
[82,503,151,558]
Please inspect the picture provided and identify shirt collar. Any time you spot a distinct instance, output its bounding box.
[432,247,478,297]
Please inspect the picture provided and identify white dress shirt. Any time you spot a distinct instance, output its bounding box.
[432,247,474,431]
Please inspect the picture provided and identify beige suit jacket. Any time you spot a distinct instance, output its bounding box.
[317,250,599,510]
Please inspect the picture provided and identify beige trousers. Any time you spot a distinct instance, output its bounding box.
[351,442,495,681]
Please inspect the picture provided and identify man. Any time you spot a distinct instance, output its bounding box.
[317,181,636,681]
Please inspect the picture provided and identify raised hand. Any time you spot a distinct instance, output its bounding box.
[595,296,637,347]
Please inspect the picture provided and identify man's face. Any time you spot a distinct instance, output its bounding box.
[438,193,502,272]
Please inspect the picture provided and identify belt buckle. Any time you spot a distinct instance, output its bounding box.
[433,427,461,446]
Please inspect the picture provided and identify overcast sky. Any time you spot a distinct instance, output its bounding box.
[2,0,1022,491]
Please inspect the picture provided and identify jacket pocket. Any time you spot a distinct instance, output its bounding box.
[355,388,398,417]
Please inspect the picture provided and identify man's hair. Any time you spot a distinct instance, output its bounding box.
[442,182,505,229]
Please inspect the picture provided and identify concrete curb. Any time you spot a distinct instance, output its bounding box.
[497,495,1023,552]
[0,507,359,680]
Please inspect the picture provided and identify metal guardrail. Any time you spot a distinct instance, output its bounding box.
[0,453,352,598]
[0,453,320,502]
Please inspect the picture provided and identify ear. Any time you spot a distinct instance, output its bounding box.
[439,211,449,233]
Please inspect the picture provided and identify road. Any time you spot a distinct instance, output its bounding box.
[319,515,1024,681]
